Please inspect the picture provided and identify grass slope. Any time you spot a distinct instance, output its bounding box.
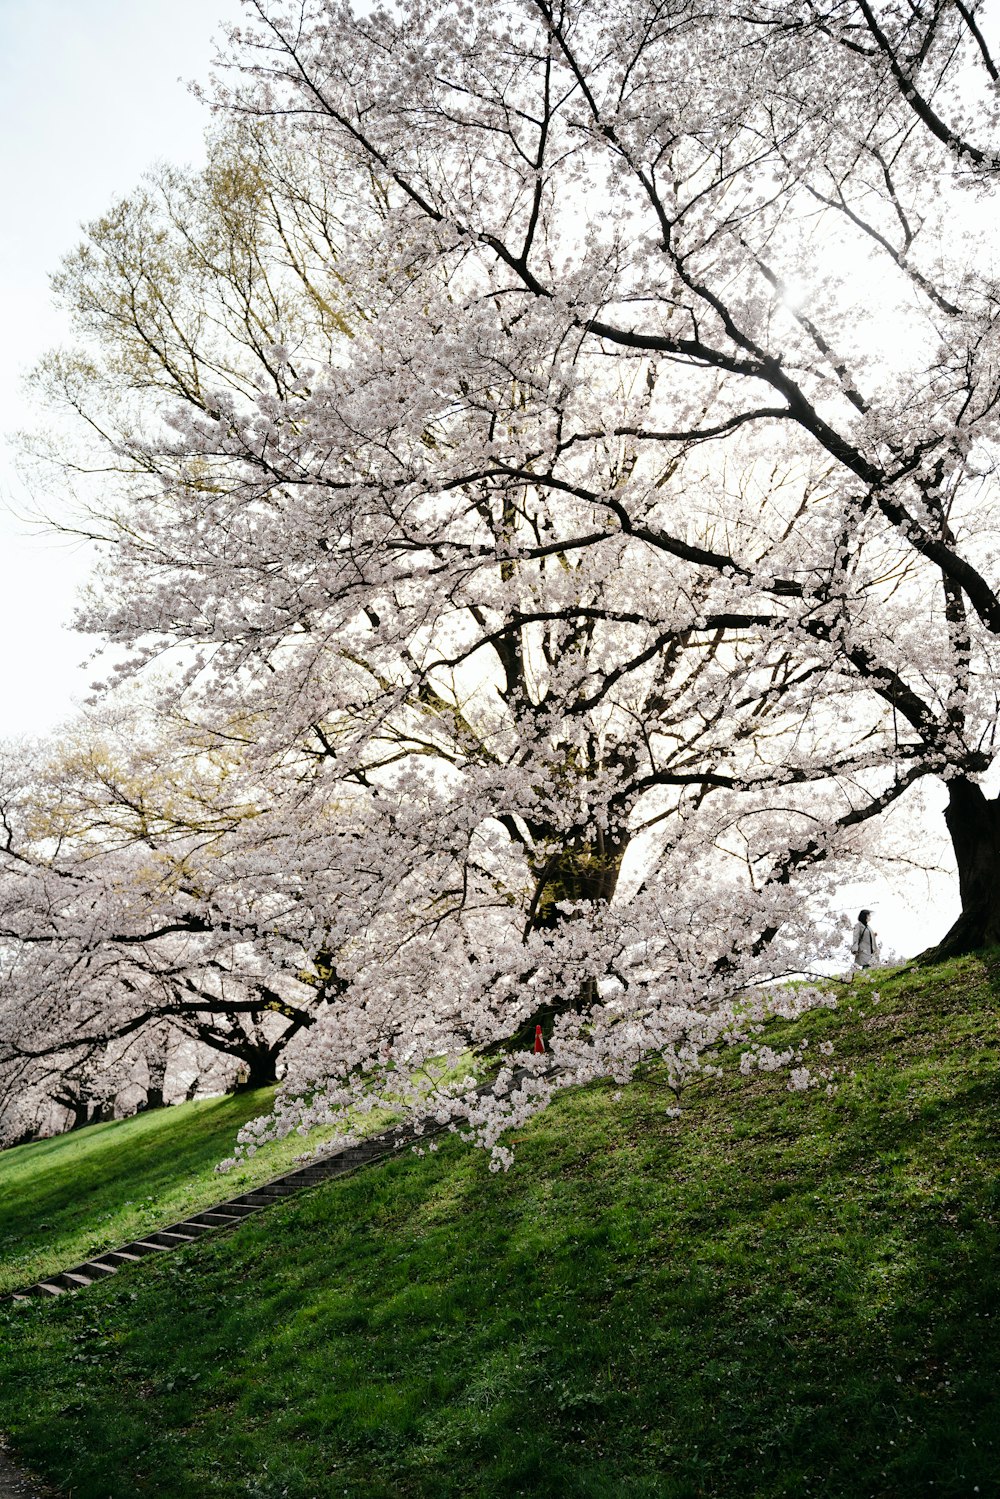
[1,958,998,1498]
[0,1086,359,1295]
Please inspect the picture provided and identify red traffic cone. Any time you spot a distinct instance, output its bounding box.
[533,1024,545,1054]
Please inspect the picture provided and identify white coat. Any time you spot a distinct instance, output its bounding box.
[851,921,879,967]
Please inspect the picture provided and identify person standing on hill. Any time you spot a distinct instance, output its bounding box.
[851,910,880,971]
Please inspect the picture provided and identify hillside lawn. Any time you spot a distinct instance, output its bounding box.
[0,957,997,1497]
[0,1085,365,1297]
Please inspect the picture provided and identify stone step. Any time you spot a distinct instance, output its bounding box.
[58,1271,95,1289]
[120,1240,165,1256]
[190,1211,246,1227]
[301,1163,350,1180]
[101,1250,144,1267]
[73,1260,117,1278]
[209,1202,260,1216]
[34,1282,66,1297]
[147,1230,198,1248]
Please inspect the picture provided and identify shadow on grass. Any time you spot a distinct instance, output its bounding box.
[0,957,997,1498]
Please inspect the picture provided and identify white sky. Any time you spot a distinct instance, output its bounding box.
[0,0,963,959]
[0,0,244,739]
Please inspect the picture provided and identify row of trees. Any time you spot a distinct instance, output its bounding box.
[3,0,998,1155]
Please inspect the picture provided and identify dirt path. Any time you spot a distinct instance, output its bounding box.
[0,1442,63,1499]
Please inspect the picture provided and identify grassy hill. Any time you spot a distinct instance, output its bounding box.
[0,957,997,1498]
[0,1084,375,1297]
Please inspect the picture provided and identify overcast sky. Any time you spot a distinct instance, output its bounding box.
[0,0,244,739]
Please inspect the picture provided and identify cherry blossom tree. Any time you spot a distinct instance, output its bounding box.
[204,0,1000,955]
[10,0,1000,1156]
[0,718,328,1137]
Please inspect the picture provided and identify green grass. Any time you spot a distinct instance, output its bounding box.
[0,1086,358,1295]
[1,956,998,1497]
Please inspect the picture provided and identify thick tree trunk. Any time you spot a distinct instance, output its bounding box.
[497,830,629,1052]
[921,777,1000,960]
[528,830,628,931]
[53,1095,91,1132]
[143,1025,170,1111]
[232,1045,282,1091]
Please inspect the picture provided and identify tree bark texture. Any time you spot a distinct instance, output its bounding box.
[498,833,629,1051]
[232,1044,283,1091]
[922,778,1000,959]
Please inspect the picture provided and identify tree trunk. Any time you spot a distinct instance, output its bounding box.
[232,1044,282,1091]
[529,829,629,931]
[921,777,1000,960]
[143,1025,170,1111]
[53,1094,90,1132]
[497,830,629,1052]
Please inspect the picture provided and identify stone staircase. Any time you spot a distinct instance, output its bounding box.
[4,1115,446,1304]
